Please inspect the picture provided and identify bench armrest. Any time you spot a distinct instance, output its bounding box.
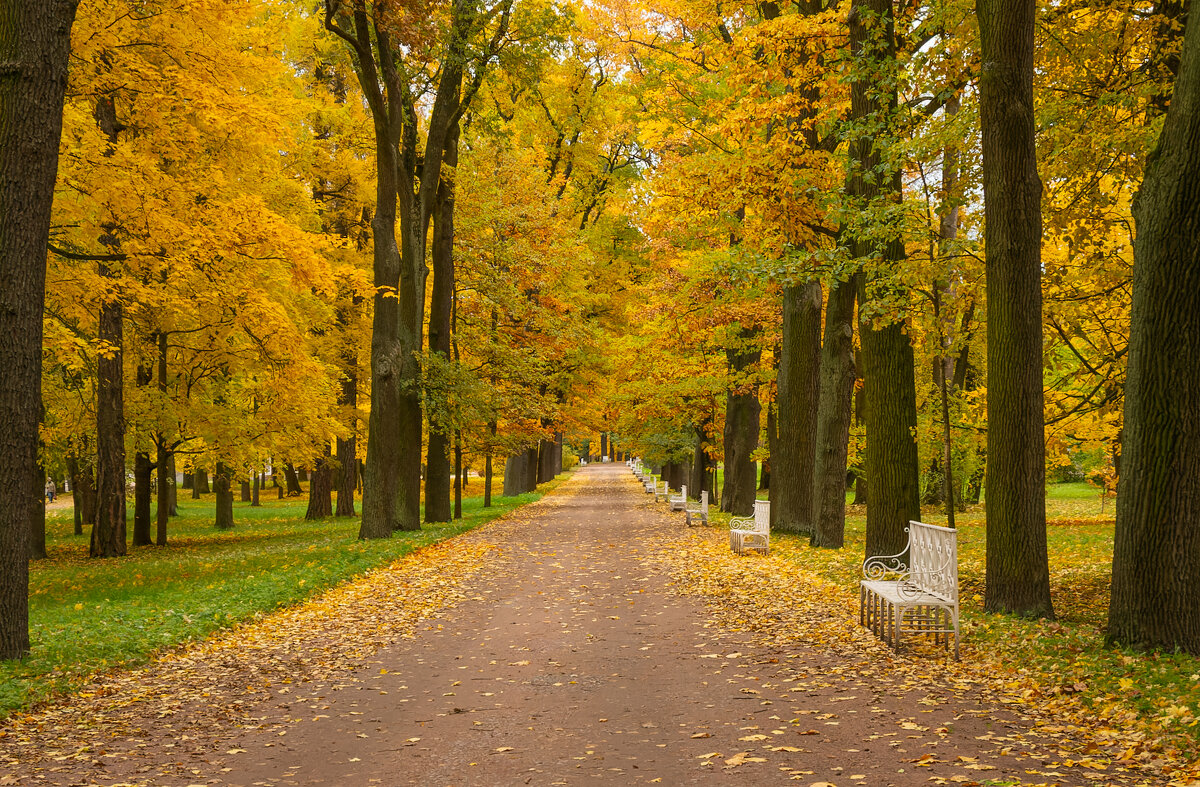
[862,551,908,580]
[729,516,754,531]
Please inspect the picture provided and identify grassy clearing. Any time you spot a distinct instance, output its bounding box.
[705,481,1200,759]
[5,475,569,717]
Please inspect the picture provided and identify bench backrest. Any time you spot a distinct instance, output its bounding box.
[751,499,769,533]
[907,520,958,603]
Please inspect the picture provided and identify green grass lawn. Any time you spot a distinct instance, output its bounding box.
[5,476,568,717]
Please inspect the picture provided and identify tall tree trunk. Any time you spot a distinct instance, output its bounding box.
[195,468,209,495]
[166,452,177,516]
[935,93,962,530]
[484,420,496,507]
[524,446,539,492]
[600,432,608,459]
[0,0,80,658]
[774,281,823,534]
[554,431,563,476]
[214,462,233,530]
[811,273,859,548]
[92,262,126,559]
[848,0,921,558]
[335,356,357,516]
[721,326,761,516]
[690,419,710,497]
[454,431,463,520]
[537,431,556,484]
[240,479,251,502]
[306,447,334,520]
[155,330,171,544]
[132,360,153,547]
[68,453,84,536]
[1107,12,1200,654]
[132,450,153,547]
[251,472,261,507]
[424,122,458,525]
[979,0,1054,618]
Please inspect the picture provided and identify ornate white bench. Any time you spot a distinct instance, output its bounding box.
[860,520,960,658]
[729,499,769,554]
[642,474,657,494]
[685,491,709,526]
[668,484,687,511]
[654,480,668,502]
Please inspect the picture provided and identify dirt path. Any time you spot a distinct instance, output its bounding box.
[2,465,1148,786]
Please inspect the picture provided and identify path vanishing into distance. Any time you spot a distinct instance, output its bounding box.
[1,465,1155,786]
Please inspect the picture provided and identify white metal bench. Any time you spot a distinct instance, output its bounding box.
[729,499,769,554]
[642,474,657,494]
[860,520,960,658]
[685,490,709,526]
[654,480,668,502]
[668,484,687,512]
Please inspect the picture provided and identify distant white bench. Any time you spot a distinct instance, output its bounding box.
[860,520,960,659]
[642,474,657,494]
[668,484,687,512]
[654,480,668,502]
[685,490,709,526]
[729,499,769,554]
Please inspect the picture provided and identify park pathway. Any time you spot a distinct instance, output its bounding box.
[3,464,1144,786]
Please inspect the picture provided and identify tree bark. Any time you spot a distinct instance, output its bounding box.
[721,326,761,516]
[600,432,608,459]
[335,355,357,516]
[503,452,528,497]
[284,462,302,496]
[92,262,127,559]
[425,121,459,525]
[132,450,153,547]
[1107,11,1200,654]
[195,468,209,495]
[214,462,233,530]
[306,448,334,520]
[0,0,80,658]
[454,431,463,519]
[251,472,261,507]
[774,281,822,534]
[484,420,496,507]
[68,453,84,536]
[979,0,1054,618]
[811,273,858,548]
[690,419,711,497]
[848,0,921,558]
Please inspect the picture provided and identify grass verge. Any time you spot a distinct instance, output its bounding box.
[701,481,1200,769]
[4,473,571,717]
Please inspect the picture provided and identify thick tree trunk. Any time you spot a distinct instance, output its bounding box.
[92,266,126,559]
[848,0,921,558]
[284,463,302,496]
[524,446,539,492]
[721,327,762,516]
[979,0,1054,618]
[214,462,233,530]
[503,452,528,497]
[132,450,153,547]
[239,479,250,502]
[811,274,858,548]
[554,431,563,476]
[0,0,80,658]
[600,433,608,459]
[774,281,822,534]
[195,468,209,495]
[306,448,334,521]
[537,433,556,484]
[1107,12,1200,654]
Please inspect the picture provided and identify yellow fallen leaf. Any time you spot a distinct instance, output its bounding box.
[691,732,711,739]
[495,747,514,753]
[509,660,530,666]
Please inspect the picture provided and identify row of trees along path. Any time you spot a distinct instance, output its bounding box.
[0,466,1149,786]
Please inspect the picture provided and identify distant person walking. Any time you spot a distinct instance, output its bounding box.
[45,479,56,502]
